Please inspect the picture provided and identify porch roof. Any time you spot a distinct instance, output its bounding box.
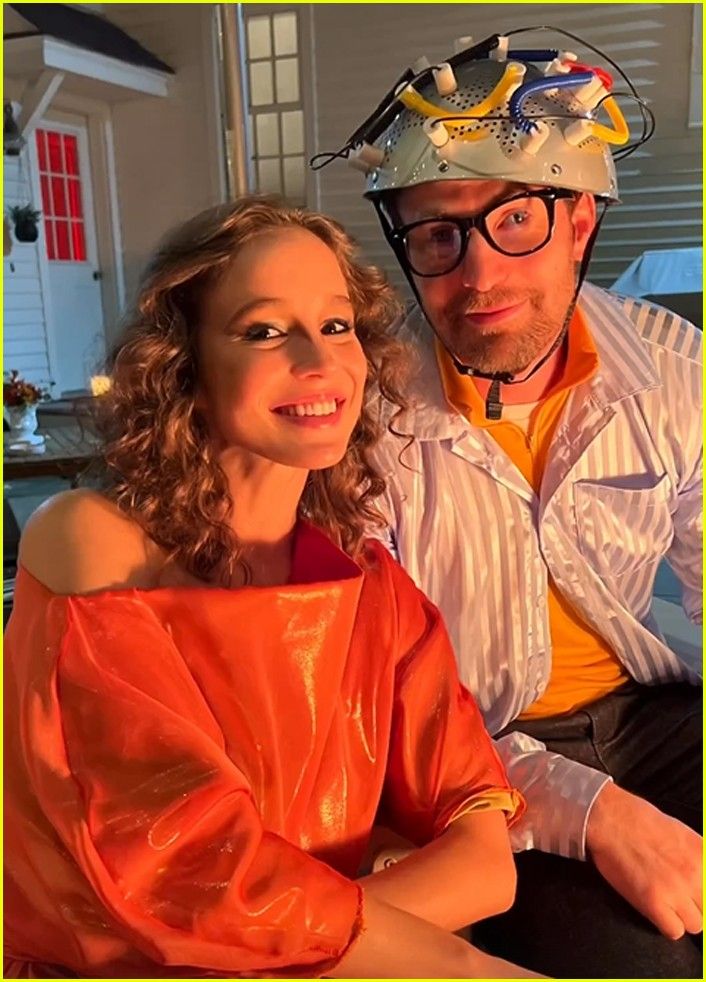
[5,3,174,74]
[4,3,174,103]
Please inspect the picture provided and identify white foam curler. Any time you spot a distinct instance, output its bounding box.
[412,55,431,75]
[347,142,385,173]
[519,120,550,156]
[433,62,457,95]
[564,118,594,146]
[453,35,474,54]
[423,117,450,148]
[490,36,509,62]
[545,50,578,76]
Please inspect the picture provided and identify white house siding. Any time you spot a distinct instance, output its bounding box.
[311,3,702,295]
[105,3,225,303]
[3,156,53,387]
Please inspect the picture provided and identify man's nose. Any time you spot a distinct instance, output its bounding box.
[459,229,507,293]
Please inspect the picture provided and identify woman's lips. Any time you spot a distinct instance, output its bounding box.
[272,397,346,428]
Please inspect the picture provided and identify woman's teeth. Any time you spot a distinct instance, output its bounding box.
[278,400,338,417]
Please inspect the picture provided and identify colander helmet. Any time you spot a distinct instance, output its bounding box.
[364,56,621,202]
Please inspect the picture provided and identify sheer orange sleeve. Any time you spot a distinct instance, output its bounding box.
[376,549,525,845]
[8,582,361,977]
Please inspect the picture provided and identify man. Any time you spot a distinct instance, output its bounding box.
[334,31,703,978]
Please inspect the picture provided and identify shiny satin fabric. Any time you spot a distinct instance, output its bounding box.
[4,523,521,978]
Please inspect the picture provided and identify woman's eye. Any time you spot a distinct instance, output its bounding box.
[322,318,354,335]
[242,323,284,342]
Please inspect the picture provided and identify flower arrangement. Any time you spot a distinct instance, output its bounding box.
[3,370,50,407]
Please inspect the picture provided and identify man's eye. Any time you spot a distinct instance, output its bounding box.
[242,323,284,342]
[503,210,530,227]
[322,318,354,335]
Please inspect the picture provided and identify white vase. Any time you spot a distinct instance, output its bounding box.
[5,403,45,452]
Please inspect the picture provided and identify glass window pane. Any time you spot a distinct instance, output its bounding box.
[67,179,83,219]
[47,131,63,172]
[257,158,281,195]
[255,113,280,156]
[247,15,271,60]
[283,156,305,202]
[250,61,274,107]
[64,135,79,175]
[36,129,47,170]
[45,220,56,260]
[55,220,70,260]
[273,12,297,56]
[40,175,52,215]
[51,177,67,217]
[71,222,86,261]
[281,110,304,154]
[275,58,299,104]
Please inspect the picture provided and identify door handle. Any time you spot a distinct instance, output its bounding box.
[92,270,102,281]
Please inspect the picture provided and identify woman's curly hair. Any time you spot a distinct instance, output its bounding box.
[95,195,410,584]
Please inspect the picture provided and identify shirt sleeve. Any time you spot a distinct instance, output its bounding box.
[12,587,362,977]
[494,731,612,860]
[374,547,524,846]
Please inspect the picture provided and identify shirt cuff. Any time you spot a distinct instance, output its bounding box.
[496,731,614,860]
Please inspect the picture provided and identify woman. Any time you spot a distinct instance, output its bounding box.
[5,197,537,979]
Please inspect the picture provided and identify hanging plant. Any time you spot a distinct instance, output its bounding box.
[8,203,41,243]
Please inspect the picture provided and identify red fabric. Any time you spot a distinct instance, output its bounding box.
[4,524,520,977]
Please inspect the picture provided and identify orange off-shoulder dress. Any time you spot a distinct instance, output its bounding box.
[4,523,522,978]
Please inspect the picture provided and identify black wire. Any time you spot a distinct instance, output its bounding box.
[309,147,352,171]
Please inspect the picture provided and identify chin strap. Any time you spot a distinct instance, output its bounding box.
[373,197,609,421]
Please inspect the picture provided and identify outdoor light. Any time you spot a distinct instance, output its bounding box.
[4,104,25,156]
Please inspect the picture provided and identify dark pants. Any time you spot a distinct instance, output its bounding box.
[473,682,703,979]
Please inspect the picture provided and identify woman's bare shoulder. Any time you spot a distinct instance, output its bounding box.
[18,489,157,594]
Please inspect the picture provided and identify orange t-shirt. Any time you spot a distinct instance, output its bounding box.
[436,310,629,719]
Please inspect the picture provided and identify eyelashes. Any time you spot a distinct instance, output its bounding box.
[240,319,355,343]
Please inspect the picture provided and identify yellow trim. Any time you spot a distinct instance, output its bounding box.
[399,62,525,143]
[443,788,525,829]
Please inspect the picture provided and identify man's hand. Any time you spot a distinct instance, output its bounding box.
[586,782,703,939]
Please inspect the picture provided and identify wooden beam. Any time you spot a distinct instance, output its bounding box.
[18,70,65,138]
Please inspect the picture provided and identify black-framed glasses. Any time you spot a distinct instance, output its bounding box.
[391,188,577,277]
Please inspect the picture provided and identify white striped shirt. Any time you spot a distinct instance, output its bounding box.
[373,282,702,859]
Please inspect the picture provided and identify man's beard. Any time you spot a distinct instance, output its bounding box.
[440,286,570,376]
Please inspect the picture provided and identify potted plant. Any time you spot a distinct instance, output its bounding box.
[3,370,50,450]
[8,204,41,243]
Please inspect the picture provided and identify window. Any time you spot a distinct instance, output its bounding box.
[243,9,306,202]
[35,128,87,262]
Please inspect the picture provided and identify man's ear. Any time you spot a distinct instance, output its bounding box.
[571,192,597,262]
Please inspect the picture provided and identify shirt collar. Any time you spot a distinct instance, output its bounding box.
[394,283,660,440]
[435,305,599,428]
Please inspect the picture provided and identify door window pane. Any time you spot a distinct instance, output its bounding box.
[51,177,67,217]
[47,132,63,172]
[281,110,304,154]
[250,61,274,106]
[36,129,47,170]
[257,158,281,195]
[67,179,83,219]
[275,58,299,103]
[64,135,79,175]
[283,156,305,202]
[256,113,280,156]
[71,222,86,262]
[273,12,297,56]
[55,221,70,260]
[247,15,271,60]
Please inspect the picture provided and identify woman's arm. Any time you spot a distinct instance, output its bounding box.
[358,810,516,931]
[331,894,544,979]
